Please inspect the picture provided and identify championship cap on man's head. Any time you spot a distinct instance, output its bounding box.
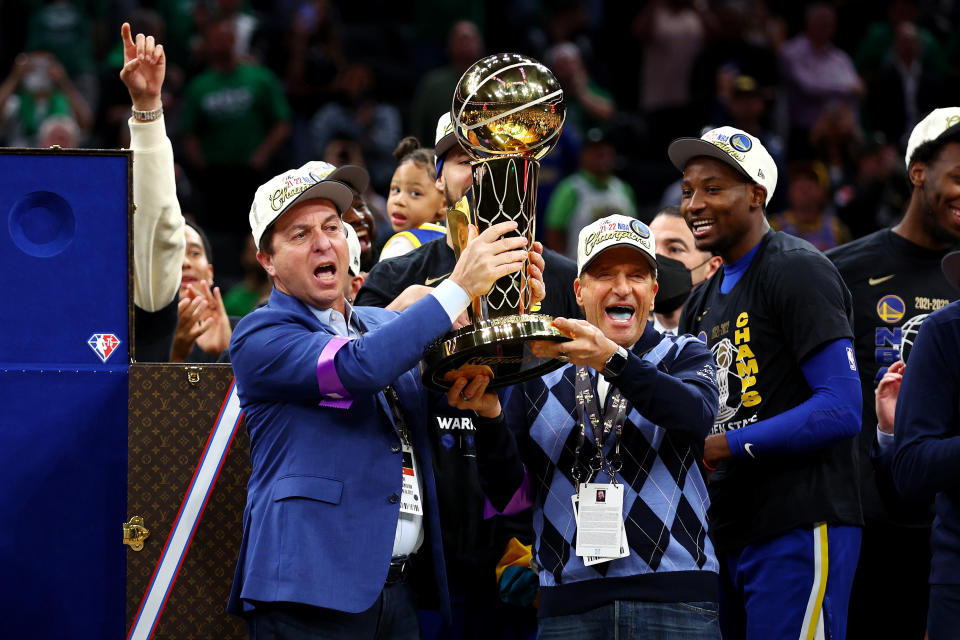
[249,161,354,249]
[667,126,778,205]
[577,214,657,277]
[344,221,362,277]
[435,112,457,158]
[435,112,459,179]
[904,108,960,167]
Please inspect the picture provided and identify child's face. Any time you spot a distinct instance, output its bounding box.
[387,162,445,232]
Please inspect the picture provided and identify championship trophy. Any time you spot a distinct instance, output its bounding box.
[421,53,570,391]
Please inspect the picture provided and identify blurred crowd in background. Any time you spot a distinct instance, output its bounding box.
[2,0,958,300]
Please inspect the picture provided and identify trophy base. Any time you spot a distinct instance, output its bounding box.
[420,314,572,392]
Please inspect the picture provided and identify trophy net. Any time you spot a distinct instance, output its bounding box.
[420,51,570,391]
[471,157,537,318]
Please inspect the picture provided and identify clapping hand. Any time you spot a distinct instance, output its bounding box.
[170,280,231,361]
[191,280,232,355]
[876,360,905,435]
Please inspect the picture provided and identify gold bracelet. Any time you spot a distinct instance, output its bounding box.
[131,107,163,121]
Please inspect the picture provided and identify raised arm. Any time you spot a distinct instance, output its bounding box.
[120,22,185,312]
[234,221,532,403]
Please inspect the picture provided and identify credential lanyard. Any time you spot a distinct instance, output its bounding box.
[571,367,628,486]
[383,384,411,446]
[353,318,411,447]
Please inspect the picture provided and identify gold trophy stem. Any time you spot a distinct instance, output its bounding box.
[422,155,569,391]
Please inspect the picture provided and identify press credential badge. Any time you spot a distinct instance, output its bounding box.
[574,482,625,559]
[400,444,422,515]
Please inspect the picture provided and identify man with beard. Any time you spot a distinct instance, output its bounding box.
[826,108,960,640]
[355,114,580,638]
[675,126,863,639]
[357,114,580,317]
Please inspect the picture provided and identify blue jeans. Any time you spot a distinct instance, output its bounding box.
[537,600,720,640]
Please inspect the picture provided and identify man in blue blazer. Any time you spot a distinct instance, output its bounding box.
[227,160,542,638]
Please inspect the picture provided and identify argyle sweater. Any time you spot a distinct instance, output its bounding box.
[476,325,720,618]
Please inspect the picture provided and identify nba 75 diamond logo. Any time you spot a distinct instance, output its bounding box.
[88,333,121,363]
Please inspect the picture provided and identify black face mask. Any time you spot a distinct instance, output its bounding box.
[654,254,692,314]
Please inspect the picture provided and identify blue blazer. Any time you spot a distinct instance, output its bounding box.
[227,288,452,616]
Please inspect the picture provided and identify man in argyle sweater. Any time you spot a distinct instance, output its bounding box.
[448,215,721,638]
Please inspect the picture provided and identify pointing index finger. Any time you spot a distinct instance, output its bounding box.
[121,22,136,61]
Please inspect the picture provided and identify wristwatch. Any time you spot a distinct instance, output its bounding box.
[131,107,163,121]
[601,346,629,378]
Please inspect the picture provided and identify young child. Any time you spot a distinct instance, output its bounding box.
[379,136,447,260]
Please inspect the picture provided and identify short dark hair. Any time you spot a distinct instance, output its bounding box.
[654,205,683,219]
[258,224,276,255]
[185,218,213,263]
[908,128,960,174]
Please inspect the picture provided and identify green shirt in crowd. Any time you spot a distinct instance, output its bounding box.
[180,63,292,167]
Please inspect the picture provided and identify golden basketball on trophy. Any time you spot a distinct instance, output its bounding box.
[421,53,570,391]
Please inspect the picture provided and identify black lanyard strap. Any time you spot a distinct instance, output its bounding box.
[353,318,411,448]
[571,366,628,484]
[383,384,411,446]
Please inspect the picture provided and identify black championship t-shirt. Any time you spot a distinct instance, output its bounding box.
[680,231,861,551]
[827,229,958,525]
[356,237,579,587]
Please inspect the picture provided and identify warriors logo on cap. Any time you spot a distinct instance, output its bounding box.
[668,126,778,205]
[629,218,651,239]
[730,133,752,153]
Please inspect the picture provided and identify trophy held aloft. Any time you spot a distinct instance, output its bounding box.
[421,53,572,391]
